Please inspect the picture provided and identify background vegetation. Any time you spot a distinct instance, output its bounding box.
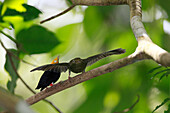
[0,0,169,113]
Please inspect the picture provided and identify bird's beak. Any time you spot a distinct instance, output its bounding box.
[51,56,60,64]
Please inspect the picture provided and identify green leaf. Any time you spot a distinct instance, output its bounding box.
[159,71,170,81]
[5,49,20,94]
[21,4,42,21]
[151,69,169,79]
[152,97,170,113]
[148,66,162,73]
[0,3,4,22]
[3,6,20,16]
[16,25,60,54]
[0,3,41,22]
[0,4,14,29]
[0,22,12,30]
[164,104,170,113]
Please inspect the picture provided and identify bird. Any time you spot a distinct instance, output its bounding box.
[35,56,61,91]
[31,48,125,79]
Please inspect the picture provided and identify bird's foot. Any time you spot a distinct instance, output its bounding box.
[68,76,72,82]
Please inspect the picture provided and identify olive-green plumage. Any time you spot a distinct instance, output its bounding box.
[69,58,87,73]
[31,48,125,77]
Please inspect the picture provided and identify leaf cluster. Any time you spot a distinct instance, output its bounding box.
[0,2,60,94]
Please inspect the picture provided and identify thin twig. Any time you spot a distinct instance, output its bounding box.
[8,52,35,93]
[0,40,33,93]
[0,40,62,113]
[44,99,63,113]
[40,5,76,24]
[114,95,140,113]
[0,30,18,44]
[8,51,36,67]
[0,40,7,51]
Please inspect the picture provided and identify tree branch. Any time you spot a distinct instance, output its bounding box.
[26,53,151,105]
[71,0,128,5]
[0,30,17,44]
[129,0,170,66]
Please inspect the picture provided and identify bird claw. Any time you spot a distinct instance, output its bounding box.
[68,76,72,83]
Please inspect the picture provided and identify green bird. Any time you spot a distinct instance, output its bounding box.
[31,48,125,79]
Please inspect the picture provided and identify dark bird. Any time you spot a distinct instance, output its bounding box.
[35,56,61,91]
[31,48,125,79]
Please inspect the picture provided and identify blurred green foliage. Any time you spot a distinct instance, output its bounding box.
[149,66,170,81]
[0,0,170,113]
[0,4,41,22]
[66,0,73,5]
[5,49,19,94]
[157,0,170,21]
[152,97,170,113]
[16,25,60,54]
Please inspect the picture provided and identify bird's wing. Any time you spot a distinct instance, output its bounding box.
[30,63,69,73]
[84,48,125,66]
